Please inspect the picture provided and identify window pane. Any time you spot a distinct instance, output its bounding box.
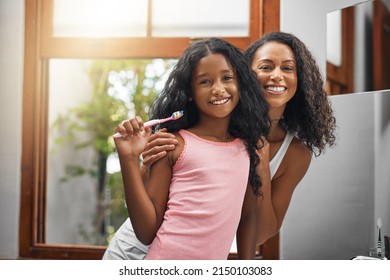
[152,0,250,37]
[46,58,176,245]
[53,0,148,37]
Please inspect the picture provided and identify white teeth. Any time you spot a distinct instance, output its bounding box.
[266,86,286,92]
[211,98,229,105]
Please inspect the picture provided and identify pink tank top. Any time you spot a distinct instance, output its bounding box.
[145,129,250,259]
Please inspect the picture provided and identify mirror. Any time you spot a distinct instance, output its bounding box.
[326,0,390,95]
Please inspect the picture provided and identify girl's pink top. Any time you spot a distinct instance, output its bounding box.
[145,129,250,259]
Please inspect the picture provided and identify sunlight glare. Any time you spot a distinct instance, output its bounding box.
[53,0,148,38]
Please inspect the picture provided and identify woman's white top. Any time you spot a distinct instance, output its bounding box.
[269,132,294,179]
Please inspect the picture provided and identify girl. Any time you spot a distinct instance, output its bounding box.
[110,38,269,259]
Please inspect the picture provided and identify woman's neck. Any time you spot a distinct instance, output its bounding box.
[268,106,284,123]
[267,108,286,142]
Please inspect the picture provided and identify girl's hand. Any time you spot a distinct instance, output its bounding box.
[113,116,152,158]
[141,128,178,168]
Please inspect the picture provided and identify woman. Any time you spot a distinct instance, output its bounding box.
[103,32,336,259]
[244,32,336,244]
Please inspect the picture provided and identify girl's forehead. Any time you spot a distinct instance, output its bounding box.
[198,52,228,62]
[195,53,233,70]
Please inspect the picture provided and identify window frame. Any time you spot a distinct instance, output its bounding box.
[20,0,280,260]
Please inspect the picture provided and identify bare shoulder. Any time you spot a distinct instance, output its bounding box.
[283,137,311,174]
[274,137,312,181]
[168,131,185,165]
[288,137,311,163]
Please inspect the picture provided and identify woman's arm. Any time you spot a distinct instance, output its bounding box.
[236,183,258,259]
[140,128,178,185]
[256,139,311,245]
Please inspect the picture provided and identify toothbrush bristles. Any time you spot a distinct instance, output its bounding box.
[377,218,382,228]
[172,110,184,119]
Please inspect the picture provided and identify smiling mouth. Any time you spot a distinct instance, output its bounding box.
[210,97,230,105]
[264,86,287,94]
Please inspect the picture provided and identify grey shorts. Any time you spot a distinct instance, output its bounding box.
[102,218,149,260]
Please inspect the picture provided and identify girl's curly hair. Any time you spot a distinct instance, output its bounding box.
[149,37,270,195]
[244,32,336,156]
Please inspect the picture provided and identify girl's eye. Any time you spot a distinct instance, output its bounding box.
[200,79,210,85]
[223,75,234,81]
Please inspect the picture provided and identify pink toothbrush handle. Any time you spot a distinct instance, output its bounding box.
[112,118,162,138]
[143,119,162,128]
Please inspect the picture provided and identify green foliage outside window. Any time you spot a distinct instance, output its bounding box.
[51,59,176,245]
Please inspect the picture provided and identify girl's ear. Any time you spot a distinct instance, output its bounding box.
[188,97,193,102]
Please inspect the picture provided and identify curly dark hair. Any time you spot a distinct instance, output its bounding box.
[149,37,270,195]
[244,32,336,156]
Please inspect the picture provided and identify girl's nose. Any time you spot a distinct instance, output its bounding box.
[212,81,225,95]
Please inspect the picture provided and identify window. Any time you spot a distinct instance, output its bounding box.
[20,0,280,259]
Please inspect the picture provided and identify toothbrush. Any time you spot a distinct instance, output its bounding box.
[377,218,382,257]
[113,110,184,138]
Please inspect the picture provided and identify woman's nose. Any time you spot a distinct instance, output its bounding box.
[270,68,283,81]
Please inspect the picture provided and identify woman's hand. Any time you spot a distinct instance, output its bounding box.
[141,128,178,168]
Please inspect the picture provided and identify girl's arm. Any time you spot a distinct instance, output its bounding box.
[114,118,172,245]
[236,183,258,259]
[256,139,311,245]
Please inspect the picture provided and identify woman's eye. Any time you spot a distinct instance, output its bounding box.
[259,65,271,70]
[283,66,294,72]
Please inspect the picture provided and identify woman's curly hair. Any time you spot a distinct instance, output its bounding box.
[244,32,336,156]
[149,37,270,195]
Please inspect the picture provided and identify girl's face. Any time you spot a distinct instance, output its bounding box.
[251,41,298,113]
[191,53,239,120]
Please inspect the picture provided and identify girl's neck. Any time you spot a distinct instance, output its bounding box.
[189,118,233,142]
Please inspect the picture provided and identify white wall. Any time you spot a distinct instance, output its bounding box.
[281,92,375,259]
[0,0,24,259]
[374,91,390,245]
[280,0,390,259]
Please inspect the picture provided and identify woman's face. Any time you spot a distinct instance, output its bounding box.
[251,41,298,113]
